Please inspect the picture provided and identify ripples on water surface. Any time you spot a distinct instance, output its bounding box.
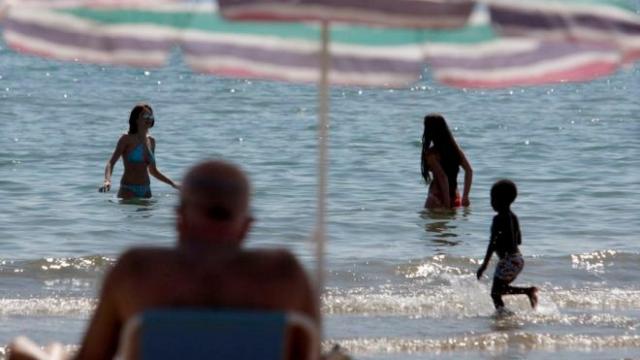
[0,40,639,359]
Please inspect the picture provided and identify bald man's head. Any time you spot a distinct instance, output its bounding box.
[181,160,250,215]
[177,160,252,247]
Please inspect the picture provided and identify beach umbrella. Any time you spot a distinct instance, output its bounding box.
[2,0,640,294]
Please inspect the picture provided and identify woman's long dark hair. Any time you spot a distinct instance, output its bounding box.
[128,104,153,134]
[420,113,461,184]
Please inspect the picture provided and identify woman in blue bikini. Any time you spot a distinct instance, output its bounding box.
[99,103,178,198]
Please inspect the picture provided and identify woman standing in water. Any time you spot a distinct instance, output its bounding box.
[99,103,178,198]
[421,113,473,209]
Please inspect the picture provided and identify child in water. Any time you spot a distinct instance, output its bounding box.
[477,179,538,313]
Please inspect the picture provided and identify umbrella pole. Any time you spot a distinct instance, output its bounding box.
[315,20,330,297]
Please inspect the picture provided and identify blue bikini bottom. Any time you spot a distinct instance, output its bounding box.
[120,183,152,198]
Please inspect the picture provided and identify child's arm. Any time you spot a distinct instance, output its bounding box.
[477,219,497,279]
[476,241,494,279]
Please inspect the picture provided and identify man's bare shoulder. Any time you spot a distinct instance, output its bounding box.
[242,248,296,260]
[217,249,309,289]
[112,247,300,273]
[116,247,175,264]
[108,247,307,289]
[105,247,194,316]
[238,249,302,272]
[108,247,178,279]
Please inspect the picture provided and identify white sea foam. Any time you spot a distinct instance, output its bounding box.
[571,249,620,273]
[403,254,475,279]
[323,285,640,317]
[323,333,509,355]
[0,297,94,316]
[549,288,640,310]
[0,345,78,360]
[324,333,640,356]
[324,281,536,318]
[0,256,114,278]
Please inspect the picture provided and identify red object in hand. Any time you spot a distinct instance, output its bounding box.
[454,193,462,207]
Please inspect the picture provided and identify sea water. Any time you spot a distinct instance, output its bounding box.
[0,40,639,359]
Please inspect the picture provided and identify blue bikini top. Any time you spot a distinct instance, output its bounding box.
[127,143,155,165]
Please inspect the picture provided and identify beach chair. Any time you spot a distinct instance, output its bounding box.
[116,309,319,360]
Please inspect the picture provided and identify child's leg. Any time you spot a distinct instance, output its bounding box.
[528,287,538,308]
[493,254,538,309]
[490,279,506,309]
[503,284,531,296]
[492,279,538,309]
[505,285,538,309]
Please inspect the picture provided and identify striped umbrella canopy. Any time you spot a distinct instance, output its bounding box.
[217,0,476,28]
[4,1,638,87]
[423,19,624,88]
[0,2,451,87]
[487,0,640,64]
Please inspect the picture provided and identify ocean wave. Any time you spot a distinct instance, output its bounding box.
[323,285,640,317]
[570,249,625,274]
[323,283,496,318]
[323,332,509,355]
[2,287,637,324]
[0,333,638,359]
[401,254,476,279]
[324,333,640,355]
[1,250,637,282]
[549,288,640,311]
[0,345,78,360]
[0,256,115,278]
[398,250,640,280]
[0,297,94,316]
